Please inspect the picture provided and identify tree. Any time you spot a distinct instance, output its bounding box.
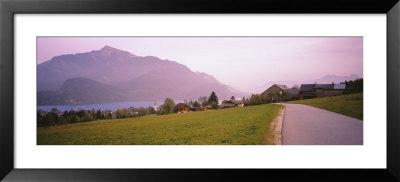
[77,110,86,118]
[96,109,102,120]
[60,110,69,124]
[69,115,79,123]
[192,101,200,108]
[208,91,219,109]
[69,110,76,118]
[260,94,270,104]
[242,97,247,106]
[91,108,96,119]
[230,96,235,100]
[49,108,60,125]
[37,110,47,127]
[344,78,363,94]
[291,84,299,89]
[198,96,208,108]
[81,112,93,122]
[128,107,136,117]
[209,102,219,109]
[147,107,156,114]
[248,94,262,106]
[188,100,194,107]
[106,110,112,119]
[44,113,56,126]
[208,91,218,104]
[158,98,175,115]
[137,107,148,116]
[50,108,59,114]
[62,110,69,117]
[116,109,121,118]
[119,108,131,118]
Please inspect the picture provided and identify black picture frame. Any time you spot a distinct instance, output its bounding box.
[1,0,399,181]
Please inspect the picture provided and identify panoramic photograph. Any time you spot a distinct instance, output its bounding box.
[36,37,363,145]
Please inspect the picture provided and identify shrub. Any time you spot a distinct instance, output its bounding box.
[209,101,219,110]
[345,78,363,94]
[248,94,262,105]
[192,101,200,108]
[137,107,148,116]
[81,112,93,122]
[69,115,80,123]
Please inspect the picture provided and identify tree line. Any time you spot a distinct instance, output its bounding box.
[37,91,222,127]
[241,94,274,106]
[344,78,363,94]
[37,106,157,127]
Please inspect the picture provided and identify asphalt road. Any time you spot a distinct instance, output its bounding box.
[280,103,363,145]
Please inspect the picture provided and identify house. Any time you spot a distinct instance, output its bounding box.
[193,107,203,111]
[220,100,244,109]
[203,105,212,110]
[299,82,346,99]
[174,103,191,113]
[260,84,300,102]
[37,110,47,116]
[111,111,117,119]
[153,101,158,112]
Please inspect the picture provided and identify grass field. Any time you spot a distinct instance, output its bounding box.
[287,93,363,120]
[37,104,283,145]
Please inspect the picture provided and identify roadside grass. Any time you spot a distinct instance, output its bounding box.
[287,93,363,120]
[37,104,283,145]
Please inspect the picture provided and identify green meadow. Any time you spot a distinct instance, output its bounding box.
[37,104,283,145]
[287,93,363,120]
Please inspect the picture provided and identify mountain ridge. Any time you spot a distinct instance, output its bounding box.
[37,46,247,105]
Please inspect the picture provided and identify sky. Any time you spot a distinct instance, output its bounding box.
[37,37,363,93]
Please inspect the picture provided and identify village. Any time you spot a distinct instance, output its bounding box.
[174,81,350,112]
[37,79,362,127]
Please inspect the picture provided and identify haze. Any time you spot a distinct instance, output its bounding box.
[37,37,363,93]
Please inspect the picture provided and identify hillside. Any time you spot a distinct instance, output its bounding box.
[37,77,130,105]
[37,46,246,105]
[287,93,363,120]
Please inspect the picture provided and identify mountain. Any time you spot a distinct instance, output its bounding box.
[118,67,239,101]
[38,46,163,91]
[317,74,360,83]
[37,46,246,105]
[37,77,132,105]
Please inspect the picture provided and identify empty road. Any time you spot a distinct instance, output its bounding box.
[280,103,363,145]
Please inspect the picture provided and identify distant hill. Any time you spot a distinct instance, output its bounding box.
[37,77,131,105]
[37,46,246,105]
[317,74,360,83]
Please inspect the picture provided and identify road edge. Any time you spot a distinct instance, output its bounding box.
[271,106,285,145]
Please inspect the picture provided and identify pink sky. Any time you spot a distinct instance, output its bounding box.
[37,37,363,93]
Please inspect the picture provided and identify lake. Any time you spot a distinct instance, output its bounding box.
[37,100,224,112]
[37,101,168,112]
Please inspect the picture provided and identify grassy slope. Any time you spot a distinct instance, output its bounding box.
[287,93,363,120]
[37,104,283,145]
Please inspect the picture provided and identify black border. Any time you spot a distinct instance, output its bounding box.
[1,0,399,181]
